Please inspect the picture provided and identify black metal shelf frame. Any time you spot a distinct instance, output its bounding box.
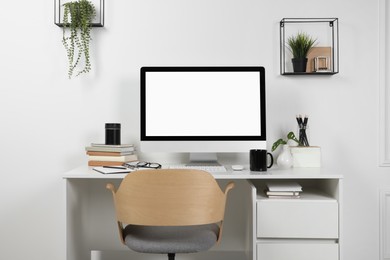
[54,0,105,27]
[280,18,339,75]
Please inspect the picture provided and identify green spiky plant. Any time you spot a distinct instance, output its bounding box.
[62,0,96,79]
[286,32,316,59]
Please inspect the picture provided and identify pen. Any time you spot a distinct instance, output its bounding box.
[303,115,309,146]
[103,166,127,170]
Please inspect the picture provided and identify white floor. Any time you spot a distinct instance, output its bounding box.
[91,250,249,260]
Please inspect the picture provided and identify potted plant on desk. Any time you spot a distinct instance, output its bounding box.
[287,32,316,73]
[272,132,300,169]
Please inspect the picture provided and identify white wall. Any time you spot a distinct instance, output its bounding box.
[0,0,388,259]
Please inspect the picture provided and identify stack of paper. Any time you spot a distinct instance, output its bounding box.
[265,181,302,199]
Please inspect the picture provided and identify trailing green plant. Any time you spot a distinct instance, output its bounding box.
[271,131,301,152]
[286,32,316,59]
[62,0,96,78]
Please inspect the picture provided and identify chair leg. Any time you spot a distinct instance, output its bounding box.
[167,253,175,260]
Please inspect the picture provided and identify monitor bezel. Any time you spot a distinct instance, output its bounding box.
[140,66,266,142]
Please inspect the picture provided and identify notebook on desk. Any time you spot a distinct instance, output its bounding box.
[93,166,134,174]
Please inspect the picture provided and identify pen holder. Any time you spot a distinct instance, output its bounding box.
[298,124,310,147]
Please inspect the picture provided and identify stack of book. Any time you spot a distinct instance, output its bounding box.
[85,143,138,166]
[265,181,302,199]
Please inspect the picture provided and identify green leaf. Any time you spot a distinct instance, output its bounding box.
[272,138,287,152]
[287,131,301,145]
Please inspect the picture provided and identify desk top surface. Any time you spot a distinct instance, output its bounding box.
[63,165,343,180]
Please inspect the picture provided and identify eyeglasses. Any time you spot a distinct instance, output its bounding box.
[123,161,162,170]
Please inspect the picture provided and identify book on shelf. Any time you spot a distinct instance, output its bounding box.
[267,195,301,199]
[265,181,302,199]
[265,191,300,196]
[266,181,303,192]
[88,154,138,162]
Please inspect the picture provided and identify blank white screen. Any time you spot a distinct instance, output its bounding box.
[145,71,261,137]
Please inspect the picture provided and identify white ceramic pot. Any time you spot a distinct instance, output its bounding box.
[277,145,293,169]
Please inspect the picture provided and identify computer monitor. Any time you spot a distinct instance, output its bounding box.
[140,66,266,162]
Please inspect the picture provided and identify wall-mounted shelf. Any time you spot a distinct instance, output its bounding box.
[54,0,104,27]
[283,72,337,76]
[280,18,339,75]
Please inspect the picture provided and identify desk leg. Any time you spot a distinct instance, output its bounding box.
[65,179,90,260]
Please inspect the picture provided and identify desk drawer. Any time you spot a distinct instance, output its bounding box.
[257,243,338,260]
[257,198,338,238]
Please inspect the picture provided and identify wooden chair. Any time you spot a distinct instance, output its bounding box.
[106,169,234,260]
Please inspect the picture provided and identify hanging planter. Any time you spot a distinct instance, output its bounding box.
[62,0,96,78]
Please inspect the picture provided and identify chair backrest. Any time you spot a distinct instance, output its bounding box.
[107,169,231,226]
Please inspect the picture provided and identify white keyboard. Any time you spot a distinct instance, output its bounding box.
[168,165,227,173]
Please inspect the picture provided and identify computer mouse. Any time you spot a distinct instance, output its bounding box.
[232,165,244,171]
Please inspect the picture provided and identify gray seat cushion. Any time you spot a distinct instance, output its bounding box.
[123,224,219,254]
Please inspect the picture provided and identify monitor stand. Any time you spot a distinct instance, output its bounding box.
[187,153,221,166]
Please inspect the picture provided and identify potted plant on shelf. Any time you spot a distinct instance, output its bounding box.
[62,0,96,79]
[287,32,316,73]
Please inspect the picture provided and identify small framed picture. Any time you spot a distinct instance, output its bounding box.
[314,56,330,72]
[307,47,332,72]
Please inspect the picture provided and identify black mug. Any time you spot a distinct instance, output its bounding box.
[250,149,274,171]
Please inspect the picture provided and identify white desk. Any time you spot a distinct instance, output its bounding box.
[63,166,343,260]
